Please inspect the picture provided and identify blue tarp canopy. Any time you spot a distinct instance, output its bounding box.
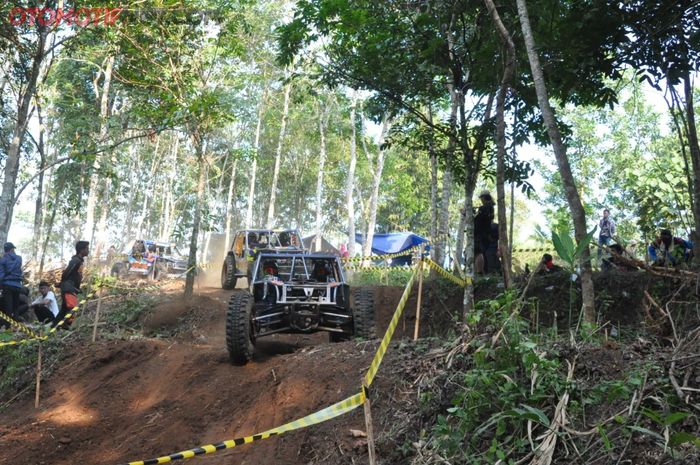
[354,232,429,255]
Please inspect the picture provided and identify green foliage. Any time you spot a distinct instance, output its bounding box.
[421,291,700,463]
[0,339,62,406]
[551,224,596,270]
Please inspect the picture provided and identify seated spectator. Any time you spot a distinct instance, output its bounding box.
[537,254,563,274]
[30,281,59,325]
[602,244,637,272]
[648,229,692,266]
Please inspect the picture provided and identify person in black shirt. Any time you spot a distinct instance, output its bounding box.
[55,241,90,328]
[474,190,495,274]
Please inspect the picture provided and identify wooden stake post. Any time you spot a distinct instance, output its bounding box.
[92,283,103,343]
[363,385,377,465]
[413,244,425,341]
[35,343,42,409]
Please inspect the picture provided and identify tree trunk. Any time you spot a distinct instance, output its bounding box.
[32,103,47,262]
[135,136,162,237]
[454,199,467,269]
[0,31,47,244]
[94,56,115,258]
[224,158,238,252]
[84,56,114,245]
[362,116,391,259]
[39,178,65,278]
[185,135,208,296]
[266,81,292,228]
[346,94,358,256]
[246,86,267,229]
[516,0,595,323]
[484,0,515,288]
[123,141,142,240]
[428,106,439,261]
[435,81,459,268]
[160,136,179,241]
[461,186,475,323]
[682,74,700,249]
[314,102,330,252]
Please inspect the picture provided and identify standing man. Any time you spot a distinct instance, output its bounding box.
[598,209,616,258]
[30,281,59,325]
[0,242,23,329]
[56,241,90,328]
[474,190,495,274]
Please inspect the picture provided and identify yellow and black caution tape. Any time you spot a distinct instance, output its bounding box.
[512,246,552,253]
[106,282,166,293]
[0,335,43,348]
[344,265,415,273]
[121,391,365,465]
[423,258,471,287]
[0,287,99,348]
[48,288,98,334]
[364,266,418,386]
[341,246,422,263]
[0,311,44,340]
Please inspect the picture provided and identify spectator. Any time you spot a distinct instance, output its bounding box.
[537,253,563,274]
[474,190,495,274]
[0,242,23,330]
[30,281,59,325]
[598,209,616,258]
[602,244,637,272]
[56,241,90,328]
[339,243,349,258]
[648,229,692,267]
[16,286,30,321]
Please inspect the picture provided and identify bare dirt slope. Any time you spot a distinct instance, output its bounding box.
[0,285,413,465]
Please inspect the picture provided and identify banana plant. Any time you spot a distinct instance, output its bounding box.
[551,225,597,272]
[551,225,597,331]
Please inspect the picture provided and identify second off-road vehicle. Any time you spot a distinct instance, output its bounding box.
[225,252,374,364]
[221,229,305,289]
[111,239,188,280]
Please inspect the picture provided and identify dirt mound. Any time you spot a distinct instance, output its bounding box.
[0,335,376,465]
[0,285,412,465]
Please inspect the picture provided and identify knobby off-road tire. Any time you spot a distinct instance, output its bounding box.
[226,291,255,364]
[351,287,375,339]
[221,255,237,290]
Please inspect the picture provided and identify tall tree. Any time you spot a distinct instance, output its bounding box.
[484,0,516,287]
[516,0,595,322]
[314,99,330,251]
[266,80,292,228]
[0,23,48,243]
[346,94,358,257]
[362,114,391,259]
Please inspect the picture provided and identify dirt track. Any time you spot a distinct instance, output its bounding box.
[0,285,415,465]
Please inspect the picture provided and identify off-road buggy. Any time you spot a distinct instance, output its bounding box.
[111,239,188,280]
[221,229,305,289]
[225,253,374,364]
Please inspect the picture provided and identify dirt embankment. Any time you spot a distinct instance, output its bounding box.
[0,285,415,465]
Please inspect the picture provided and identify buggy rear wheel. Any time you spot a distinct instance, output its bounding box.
[351,288,375,339]
[221,255,237,290]
[226,291,255,364]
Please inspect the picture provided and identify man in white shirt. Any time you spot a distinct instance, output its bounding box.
[30,281,59,324]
